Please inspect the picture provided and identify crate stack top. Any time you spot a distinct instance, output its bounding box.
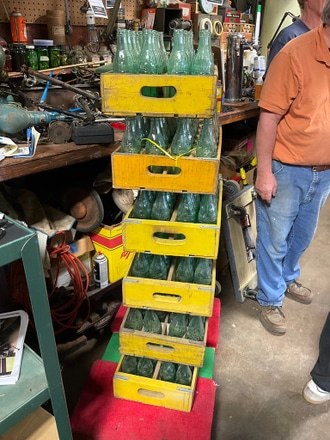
[101,72,221,195]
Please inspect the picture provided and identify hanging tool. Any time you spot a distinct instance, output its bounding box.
[64,0,73,35]
[100,0,121,43]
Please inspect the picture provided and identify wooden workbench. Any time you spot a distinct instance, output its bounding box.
[0,142,118,183]
[219,101,260,126]
[0,103,260,183]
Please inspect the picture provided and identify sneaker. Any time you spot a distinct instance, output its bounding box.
[259,306,286,335]
[303,379,330,404]
[285,281,312,304]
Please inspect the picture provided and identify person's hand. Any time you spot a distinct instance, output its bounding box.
[255,171,277,203]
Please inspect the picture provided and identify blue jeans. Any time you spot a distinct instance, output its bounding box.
[256,160,330,306]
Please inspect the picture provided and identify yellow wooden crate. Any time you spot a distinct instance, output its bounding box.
[122,181,222,258]
[123,256,216,316]
[119,308,208,367]
[101,73,217,118]
[111,126,222,194]
[113,356,198,412]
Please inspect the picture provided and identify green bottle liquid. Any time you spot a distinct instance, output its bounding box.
[121,117,142,153]
[150,192,172,221]
[130,253,153,278]
[143,309,162,334]
[130,190,152,219]
[124,308,144,330]
[149,255,171,280]
[175,364,192,386]
[193,258,212,285]
[136,357,155,378]
[196,118,217,158]
[145,117,166,174]
[168,312,187,338]
[197,194,218,224]
[176,193,200,223]
[186,315,205,341]
[120,355,138,374]
[175,257,195,283]
[159,362,177,383]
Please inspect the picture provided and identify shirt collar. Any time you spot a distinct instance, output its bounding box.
[315,24,330,66]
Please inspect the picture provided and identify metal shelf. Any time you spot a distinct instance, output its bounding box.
[0,217,72,439]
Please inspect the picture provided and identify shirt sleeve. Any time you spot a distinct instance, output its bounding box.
[259,50,299,116]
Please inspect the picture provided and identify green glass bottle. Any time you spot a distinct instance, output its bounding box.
[136,114,149,150]
[176,193,200,223]
[150,191,172,221]
[193,258,212,285]
[139,29,162,74]
[168,312,187,338]
[170,118,194,158]
[120,355,138,374]
[136,357,155,378]
[191,29,214,75]
[145,117,166,174]
[159,362,177,383]
[174,257,195,283]
[175,364,192,386]
[186,315,205,341]
[126,30,139,73]
[155,310,168,322]
[112,29,135,73]
[130,252,153,278]
[124,308,144,330]
[121,117,142,153]
[184,30,195,67]
[149,254,171,280]
[167,29,190,75]
[139,29,162,97]
[143,309,162,334]
[197,194,218,224]
[196,118,217,158]
[159,117,170,147]
[157,31,168,74]
[130,190,152,219]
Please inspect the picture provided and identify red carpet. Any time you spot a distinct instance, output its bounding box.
[71,360,217,440]
[110,298,221,350]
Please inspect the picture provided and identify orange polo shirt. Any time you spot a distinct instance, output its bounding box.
[259,24,330,165]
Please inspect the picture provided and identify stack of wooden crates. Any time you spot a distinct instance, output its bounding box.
[100,72,222,412]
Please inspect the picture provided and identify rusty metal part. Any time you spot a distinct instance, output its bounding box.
[48,120,72,144]
[20,65,100,102]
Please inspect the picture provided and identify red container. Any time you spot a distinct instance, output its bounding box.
[10,9,28,44]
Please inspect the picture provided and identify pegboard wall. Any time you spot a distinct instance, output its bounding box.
[0,0,141,26]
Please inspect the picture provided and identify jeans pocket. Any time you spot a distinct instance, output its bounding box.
[272,159,284,176]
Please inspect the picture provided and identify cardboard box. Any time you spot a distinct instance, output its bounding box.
[141,8,156,29]
[0,407,59,440]
[90,223,133,283]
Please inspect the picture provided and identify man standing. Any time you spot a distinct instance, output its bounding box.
[254,0,330,335]
[267,0,325,66]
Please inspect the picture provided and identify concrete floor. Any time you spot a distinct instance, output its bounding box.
[62,198,330,440]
